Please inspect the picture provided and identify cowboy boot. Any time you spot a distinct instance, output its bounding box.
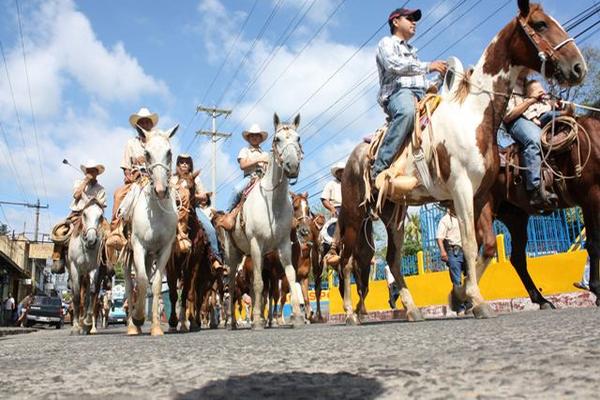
[215,208,240,231]
[374,169,418,195]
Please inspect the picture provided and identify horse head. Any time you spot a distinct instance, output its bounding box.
[81,199,104,249]
[137,125,179,199]
[511,0,586,85]
[291,191,312,239]
[272,113,302,180]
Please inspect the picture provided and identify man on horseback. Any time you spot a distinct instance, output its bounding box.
[320,162,344,217]
[503,78,571,208]
[51,161,107,273]
[217,123,269,230]
[170,154,223,270]
[372,7,447,187]
[106,107,158,249]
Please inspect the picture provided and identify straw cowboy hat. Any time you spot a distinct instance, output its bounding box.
[80,160,105,175]
[176,154,194,170]
[330,161,345,177]
[129,107,159,129]
[242,123,268,143]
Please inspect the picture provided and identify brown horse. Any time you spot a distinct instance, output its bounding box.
[476,112,600,308]
[290,192,322,320]
[336,0,586,324]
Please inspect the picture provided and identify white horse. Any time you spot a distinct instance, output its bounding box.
[124,125,178,336]
[67,200,105,335]
[220,113,304,329]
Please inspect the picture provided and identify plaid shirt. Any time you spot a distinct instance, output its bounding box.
[376,35,439,107]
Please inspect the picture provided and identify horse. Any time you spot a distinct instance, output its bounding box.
[476,111,600,308]
[290,192,322,321]
[67,199,106,335]
[218,113,305,329]
[124,125,179,336]
[336,0,586,324]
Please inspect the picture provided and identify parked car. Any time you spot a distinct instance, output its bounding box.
[26,295,64,329]
[108,298,127,325]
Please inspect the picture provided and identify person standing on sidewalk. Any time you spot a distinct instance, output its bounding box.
[3,293,15,326]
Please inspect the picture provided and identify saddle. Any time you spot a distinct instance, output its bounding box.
[364,93,443,208]
[214,177,260,231]
[500,115,580,208]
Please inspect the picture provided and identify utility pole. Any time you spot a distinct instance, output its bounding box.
[196,105,232,206]
[0,199,48,242]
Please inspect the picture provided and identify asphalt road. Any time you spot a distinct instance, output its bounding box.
[0,308,598,399]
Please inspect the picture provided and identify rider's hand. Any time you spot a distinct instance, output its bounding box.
[529,87,545,101]
[259,153,270,163]
[429,60,447,75]
[440,251,448,262]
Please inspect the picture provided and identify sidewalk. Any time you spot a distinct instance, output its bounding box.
[0,326,37,337]
[327,291,597,323]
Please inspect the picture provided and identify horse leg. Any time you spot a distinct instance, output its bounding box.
[342,255,359,325]
[300,277,311,322]
[498,202,555,309]
[228,254,243,330]
[128,241,148,334]
[88,269,99,334]
[150,249,171,336]
[453,181,494,318]
[582,197,600,306]
[249,240,267,329]
[383,206,422,321]
[278,243,303,328]
[166,257,179,332]
[69,264,82,335]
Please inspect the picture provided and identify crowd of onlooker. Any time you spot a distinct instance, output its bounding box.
[2,292,34,327]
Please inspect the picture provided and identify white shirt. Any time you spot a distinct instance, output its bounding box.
[121,136,146,170]
[4,297,15,310]
[436,213,462,247]
[320,179,342,207]
[70,179,107,212]
[237,146,266,177]
[384,265,395,285]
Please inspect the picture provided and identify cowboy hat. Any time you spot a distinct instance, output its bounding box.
[242,123,268,143]
[129,107,159,129]
[80,160,105,175]
[330,161,345,177]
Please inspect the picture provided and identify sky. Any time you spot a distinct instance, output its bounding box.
[0,0,598,240]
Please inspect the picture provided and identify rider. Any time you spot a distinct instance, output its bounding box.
[51,161,107,273]
[372,7,447,188]
[170,154,223,270]
[320,163,344,267]
[504,78,568,207]
[106,107,158,250]
[217,123,269,230]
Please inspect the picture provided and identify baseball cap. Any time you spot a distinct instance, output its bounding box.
[388,8,422,22]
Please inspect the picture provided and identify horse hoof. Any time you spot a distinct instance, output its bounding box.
[290,316,305,328]
[132,317,145,327]
[127,325,141,335]
[151,326,164,336]
[539,301,556,310]
[472,303,496,319]
[70,328,81,336]
[345,314,360,326]
[595,297,600,307]
[252,320,266,330]
[90,328,97,335]
[407,308,424,322]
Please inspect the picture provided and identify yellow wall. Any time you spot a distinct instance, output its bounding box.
[329,249,588,314]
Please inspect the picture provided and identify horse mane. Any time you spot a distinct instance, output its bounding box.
[452,68,473,104]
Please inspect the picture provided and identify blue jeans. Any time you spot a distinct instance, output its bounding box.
[506,117,542,191]
[196,209,222,263]
[227,176,251,212]
[445,245,465,287]
[372,88,425,178]
[538,110,562,127]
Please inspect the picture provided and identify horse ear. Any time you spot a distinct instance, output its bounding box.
[167,124,179,138]
[273,113,280,129]
[518,0,529,17]
[293,114,301,130]
[136,125,149,139]
[303,191,308,198]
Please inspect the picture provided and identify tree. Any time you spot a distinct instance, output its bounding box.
[114,262,124,282]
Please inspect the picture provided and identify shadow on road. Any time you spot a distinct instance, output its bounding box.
[175,371,384,400]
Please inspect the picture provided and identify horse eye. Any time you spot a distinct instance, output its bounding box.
[533,21,547,32]
[274,137,280,143]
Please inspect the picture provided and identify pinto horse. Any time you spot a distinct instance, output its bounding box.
[476,112,600,307]
[336,0,586,324]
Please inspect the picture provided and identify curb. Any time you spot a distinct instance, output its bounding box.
[0,327,37,337]
[326,291,597,324]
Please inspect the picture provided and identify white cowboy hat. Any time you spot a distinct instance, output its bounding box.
[129,107,159,129]
[80,160,105,175]
[330,161,345,177]
[242,123,268,143]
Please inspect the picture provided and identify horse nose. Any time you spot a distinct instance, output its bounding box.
[571,62,585,81]
[155,183,167,198]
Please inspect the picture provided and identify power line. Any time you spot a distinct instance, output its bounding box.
[565,3,600,31]
[14,0,50,213]
[0,121,28,200]
[573,18,600,39]
[563,2,600,28]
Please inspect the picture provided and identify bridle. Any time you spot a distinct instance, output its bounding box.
[272,125,304,186]
[517,15,574,82]
[292,196,316,255]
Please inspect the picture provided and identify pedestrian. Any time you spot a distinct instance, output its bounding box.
[16,293,33,327]
[436,207,470,315]
[242,293,252,325]
[574,256,590,291]
[4,292,16,327]
[384,264,400,310]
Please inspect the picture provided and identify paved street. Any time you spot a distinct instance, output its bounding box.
[0,308,598,399]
